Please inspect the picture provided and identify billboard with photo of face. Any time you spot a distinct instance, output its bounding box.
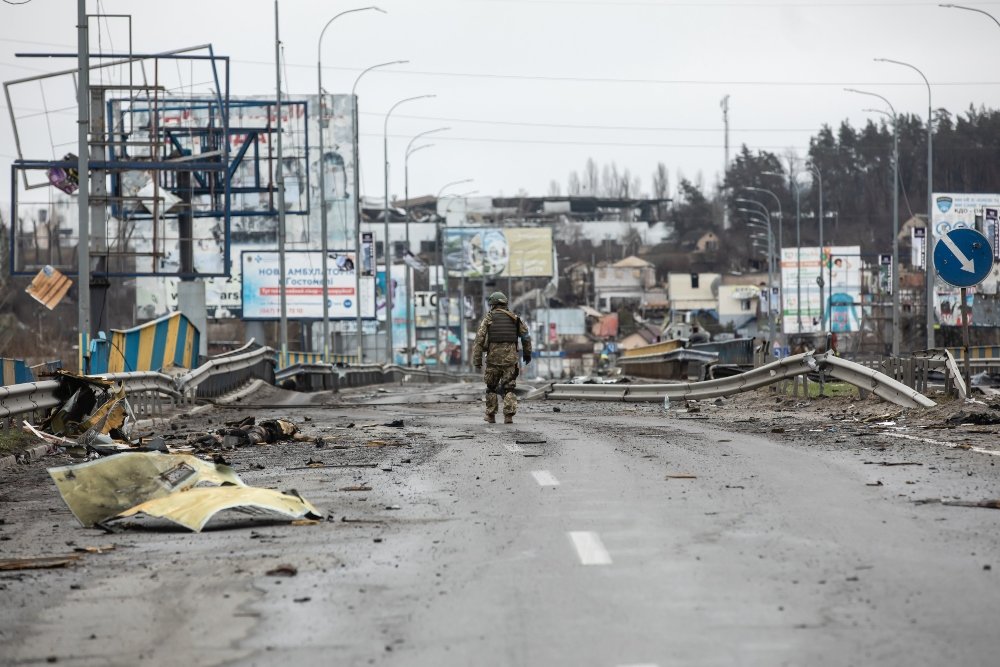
[443,227,553,278]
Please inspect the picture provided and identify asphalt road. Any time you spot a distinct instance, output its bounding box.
[2,382,999,667]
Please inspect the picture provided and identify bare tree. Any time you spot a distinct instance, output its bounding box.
[584,157,599,195]
[621,225,643,257]
[567,171,582,195]
[548,180,562,197]
[652,162,669,199]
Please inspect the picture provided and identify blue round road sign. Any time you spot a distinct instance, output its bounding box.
[933,228,995,288]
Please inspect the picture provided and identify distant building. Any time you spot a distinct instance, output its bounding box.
[593,256,657,311]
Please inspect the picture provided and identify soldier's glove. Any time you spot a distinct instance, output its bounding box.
[522,351,532,364]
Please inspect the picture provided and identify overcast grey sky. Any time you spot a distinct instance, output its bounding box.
[3,0,1000,209]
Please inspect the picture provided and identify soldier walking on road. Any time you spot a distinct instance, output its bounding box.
[472,292,532,424]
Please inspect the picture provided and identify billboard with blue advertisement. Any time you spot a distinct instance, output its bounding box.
[241,250,375,320]
[781,245,861,334]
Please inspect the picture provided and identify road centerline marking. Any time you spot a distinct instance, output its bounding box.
[530,470,560,487]
[504,443,524,454]
[568,531,612,565]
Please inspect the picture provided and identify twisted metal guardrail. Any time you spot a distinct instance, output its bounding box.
[547,352,936,410]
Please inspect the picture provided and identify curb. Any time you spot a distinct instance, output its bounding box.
[0,442,59,471]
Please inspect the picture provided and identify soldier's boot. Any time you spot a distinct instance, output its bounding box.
[504,414,514,424]
[485,413,496,423]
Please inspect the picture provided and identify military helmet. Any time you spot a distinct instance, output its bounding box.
[487,291,508,306]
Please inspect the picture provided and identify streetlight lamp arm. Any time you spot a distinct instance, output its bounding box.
[940,3,1000,29]
[385,95,437,136]
[352,59,408,96]
[318,6,386,62]
[437,178,474,199]
[406,126,450,156]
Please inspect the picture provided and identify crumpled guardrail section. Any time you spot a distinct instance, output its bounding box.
[546,352,936,410]
[177,345,277,400]
[0,380,63,420]
[276,362,477,392]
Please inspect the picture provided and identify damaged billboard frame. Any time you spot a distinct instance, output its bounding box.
[5,45,238,279]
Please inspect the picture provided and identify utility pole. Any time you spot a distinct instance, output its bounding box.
[76,0,90,372]
[275,1,288,367]
[721,95,730,231]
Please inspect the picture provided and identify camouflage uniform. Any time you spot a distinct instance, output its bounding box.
[473,306,532,422]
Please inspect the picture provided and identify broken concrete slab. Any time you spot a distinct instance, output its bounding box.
[49,452,245,527]
[112,486,322,532]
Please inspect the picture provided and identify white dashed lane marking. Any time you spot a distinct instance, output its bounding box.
[504,443,525,454]
[568,531,613,565]
[530,470,560,487]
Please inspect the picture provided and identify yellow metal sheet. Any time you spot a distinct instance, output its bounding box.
[49,452,245,527]
[115,486,322,532]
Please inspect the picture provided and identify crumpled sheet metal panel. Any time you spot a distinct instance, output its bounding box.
[114,486,322,532]
[49,453,245,527]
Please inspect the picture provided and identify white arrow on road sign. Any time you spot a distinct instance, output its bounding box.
[939,233,976,272]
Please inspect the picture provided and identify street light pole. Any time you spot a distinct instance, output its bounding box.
[805,164,824,334]
[383,94,435,365]
[875,57,934,349]
[847,87,901,356]
[736,200,776,348]
[316,6,384,363]
[274,0,289,368]
[402,127,449,366]
[743,185,785,344]
[434,180,475,366]
[350,59,408,363]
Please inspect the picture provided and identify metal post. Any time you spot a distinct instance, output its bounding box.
[852,90,902,355]
[317,8,385,363]
[351,60,407,364]
[403,128,448,367]
[316,43,330,362]
[873,59,934,348]
[275,0,288,368]
[316,38,328,362]
[76,0,90,372]
[807,165,824,334]
[383,94,435,364]
[743,186,784,345]
[891,115,901,355]
[794,182,801,334]
[352,94,363,362]
[961,286,971,389]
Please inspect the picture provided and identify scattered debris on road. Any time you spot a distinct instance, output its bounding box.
[914,498,1000,510]
[863,461,923,467]
[266,564,298,577]
[0,555,83,571]
[945,411,1000,427]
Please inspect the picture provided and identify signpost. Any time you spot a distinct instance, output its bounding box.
[933,228,996,388]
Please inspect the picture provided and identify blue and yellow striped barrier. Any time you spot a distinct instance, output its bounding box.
[948,346,1000,361]
[1,358,34,385]
[91,312,201,374]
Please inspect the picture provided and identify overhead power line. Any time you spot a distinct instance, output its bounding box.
[359,111,816,133]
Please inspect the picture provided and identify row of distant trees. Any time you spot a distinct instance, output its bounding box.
[549,105,1000,262]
